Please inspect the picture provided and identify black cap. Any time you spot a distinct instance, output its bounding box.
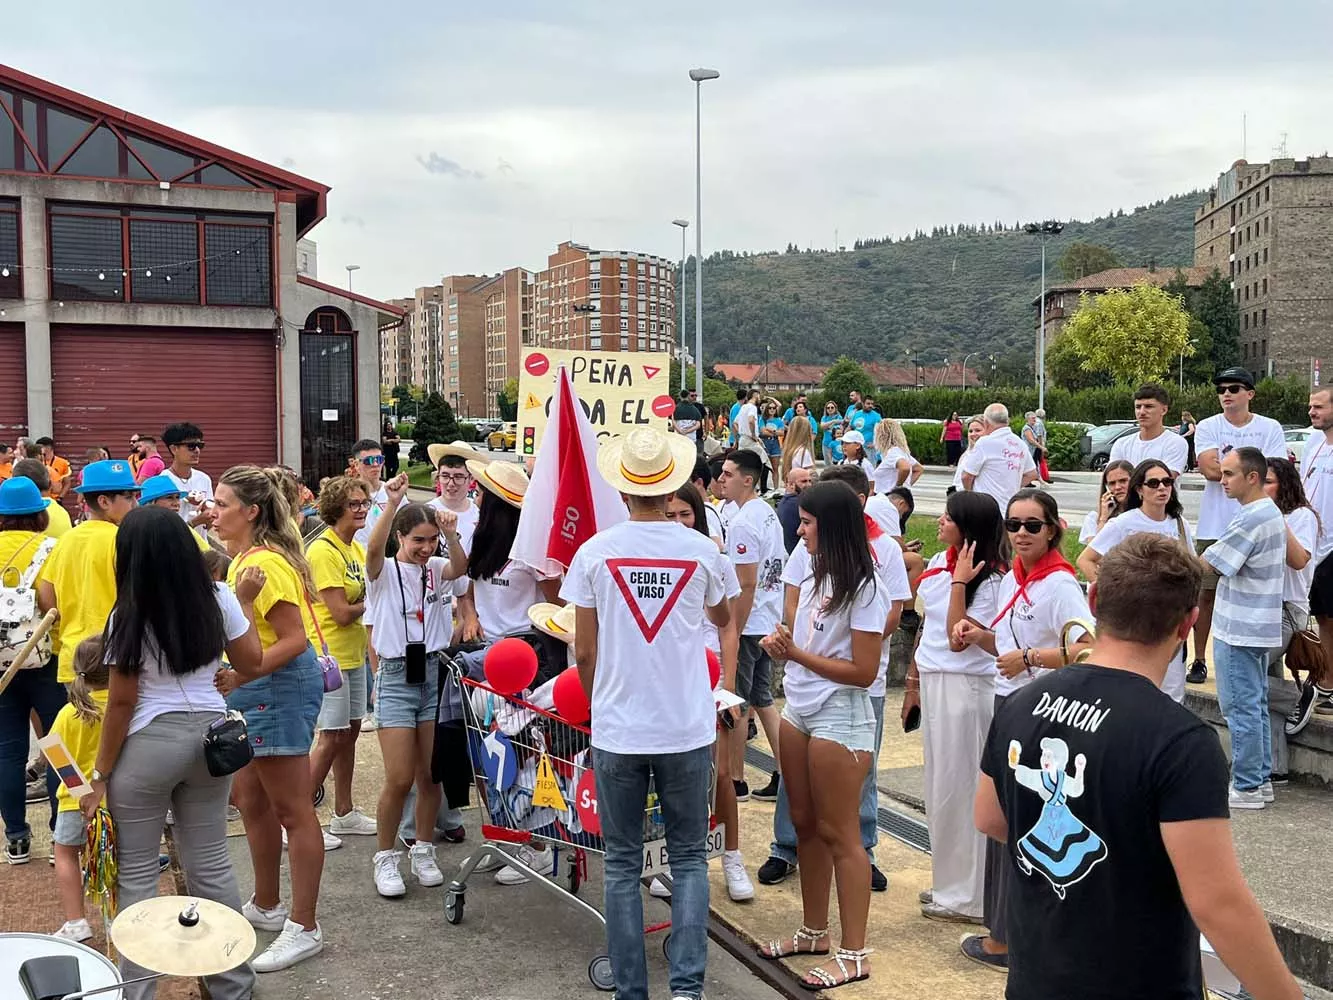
[1212,366,1255,389]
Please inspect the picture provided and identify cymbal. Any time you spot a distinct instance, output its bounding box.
[110,896,257,976]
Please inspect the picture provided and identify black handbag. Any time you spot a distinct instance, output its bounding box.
[203,710,253,777]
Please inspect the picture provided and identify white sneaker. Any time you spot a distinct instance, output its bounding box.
[1229,786,1266,810]
[649,877,672,899]
[361,714,377,732]
[410,842,445,887]
[374,849,406,898]
[282,827,343,851]
[495,844,553,885]
[251,919,323,973]
[1259,781,1275,803]
[242,895,289,932]
[722,851,755,901]
[226,805,241,822]
[329,809,377,836]
[54,918,92,942]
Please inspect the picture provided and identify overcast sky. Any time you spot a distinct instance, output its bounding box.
[11,1,1333,301]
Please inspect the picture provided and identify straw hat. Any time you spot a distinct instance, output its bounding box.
[596,427,695,497]
[528,602,576,644]
[428,440,482,467]
[465,459,528,507]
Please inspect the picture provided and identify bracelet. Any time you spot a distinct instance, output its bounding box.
[951,581,967,587]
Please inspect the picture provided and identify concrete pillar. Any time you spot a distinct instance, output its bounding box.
[274,200,303,471]
[20,193,52,438]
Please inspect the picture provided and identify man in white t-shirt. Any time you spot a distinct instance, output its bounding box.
[426,442,481,557]
[349,439,391,548]
[1108,383,1190,475]
[1294,388,1333,731]
[735,390,766,462]
[562,427,736,999]
[161,422,213,536]
[716,448,786,804]
[1187,368,1287,685]
[960,403,1037,509]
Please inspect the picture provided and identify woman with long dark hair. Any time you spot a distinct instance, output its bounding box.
[951,489,1090,971]
[940,411,965,467]
[83,506,263,999]
[211,465,329,972]
[1263,458,1320,736]
[904,490,1006,925]
[1078,459,1133,543]
[757,481,886,990]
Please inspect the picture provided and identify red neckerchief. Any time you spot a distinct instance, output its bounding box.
[990,548,1076,627]
[918,546,958,582]
[863,512,883,541]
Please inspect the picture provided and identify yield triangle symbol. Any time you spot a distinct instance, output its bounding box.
[642,365,661,380]
[607,558,697,643]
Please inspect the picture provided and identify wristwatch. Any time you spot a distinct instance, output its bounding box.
[90,769,108,783]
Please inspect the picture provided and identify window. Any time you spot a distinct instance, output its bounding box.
[0,199,19,299]
[1262,278,1267,294]
[650,265,657,277]
[1244,285,1249,301]
[1264,216,1269,234]
[590,318,601,332]
[619,317,629,332]
[1244,313,1249,329]
[637,262,646,275]
[1263,248,1268,263]
[590,278,600,293]
[1243,342,1249,359]
[49,207,124,301]
[204,219,272,306]
[1262,338,1267,355]
[637,318,646,333]
[129,217,199,304]
[1210,245,1215,257]
[650,321,658,334]
[619,261,629,274]
[1263,309,1267,326]
[1266,185,1270,202]
[590,335,602,350]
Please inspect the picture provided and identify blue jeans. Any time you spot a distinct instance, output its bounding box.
[770,694,885,865]
[0,656,65,842]
[398,784,463,843]
[1213,641,1273,791]
[594,744,713,1000]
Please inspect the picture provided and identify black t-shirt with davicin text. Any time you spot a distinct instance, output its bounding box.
[980,664,1230,1000]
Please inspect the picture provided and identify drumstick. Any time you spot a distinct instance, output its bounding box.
[0,608,59,698]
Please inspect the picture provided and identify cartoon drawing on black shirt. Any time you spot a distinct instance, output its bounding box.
[1008,736,1108,899]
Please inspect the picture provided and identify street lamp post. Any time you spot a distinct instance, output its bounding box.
[1023,221,1065,411]
[345,264,360,291]
[689,67,719,402]
[764,344,771,390]
[672,219,689,390]
[961,351,981,390]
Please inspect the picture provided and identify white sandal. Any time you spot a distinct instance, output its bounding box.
[758,925,829,960]
[801,947,872,991]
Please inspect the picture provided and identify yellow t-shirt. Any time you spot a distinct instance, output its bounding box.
[0,530,48,581]
[49,690,109,812]
[43,499,73,539]
[227,547,315,649]
[307,532,368,672]
[38,519,119,683]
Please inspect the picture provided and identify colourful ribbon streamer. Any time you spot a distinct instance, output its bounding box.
[83,806,119,952]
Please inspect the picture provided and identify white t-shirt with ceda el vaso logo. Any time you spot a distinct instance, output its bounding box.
[367,556,455,659]
[1192,412,1286,539]
[726,496,786,636]
[561,520,730,755]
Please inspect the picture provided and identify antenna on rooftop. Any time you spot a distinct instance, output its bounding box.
[1274,132,1289,158]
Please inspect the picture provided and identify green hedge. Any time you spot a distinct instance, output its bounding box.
[456,422,479,443]
[395,422,414,439]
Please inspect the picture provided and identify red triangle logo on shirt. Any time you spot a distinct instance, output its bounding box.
[642,365,661,380]
[607,558,697,643]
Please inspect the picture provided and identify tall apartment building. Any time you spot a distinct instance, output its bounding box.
[533,242,676,355]
[441,274,487,419]
[477,267,534,419]
[1195,156,1333,376]
[411,285,445,393]
[381,296,414,390]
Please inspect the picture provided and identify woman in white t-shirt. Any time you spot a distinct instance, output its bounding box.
[1077,460,1133,544]
[84,506,263,999]
[903,489,1006,924]
[872,420,924,494]
[1077,460,1194,701]
[951,489,1091,970]
[949,418,985,493]
[1262,457,1320,667]
[364,474,468,900]
[757,482,886,990]
[780,415,816,485]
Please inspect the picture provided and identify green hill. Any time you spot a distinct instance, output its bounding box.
[685,191,1205,366]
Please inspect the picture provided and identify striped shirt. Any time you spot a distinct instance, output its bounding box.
[1203,496,1286,648]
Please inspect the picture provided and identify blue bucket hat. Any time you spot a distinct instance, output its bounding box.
[0,477,53,516]
[74,460,141,494]
[139,474,187,505]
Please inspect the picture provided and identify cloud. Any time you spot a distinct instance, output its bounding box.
[496,157,515,175]
[415,152,484,179]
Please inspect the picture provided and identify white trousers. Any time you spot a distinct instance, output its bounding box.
[920,671,994,918]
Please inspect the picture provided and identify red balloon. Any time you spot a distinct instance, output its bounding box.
[552,666,591,724]
[706,648,721,690]
[484,637,538,695]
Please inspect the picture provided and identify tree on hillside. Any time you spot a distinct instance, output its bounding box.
[1058,242,1121,281]
[409,393,459,464]
[821,357,875,405]
[1059,285,1192,384]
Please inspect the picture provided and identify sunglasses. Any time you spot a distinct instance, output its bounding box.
[359,455,385,466]
[179,441,205,451]
[1217,384,1248,395]
[1004,517,1050,535]
[1142,477,1173,490]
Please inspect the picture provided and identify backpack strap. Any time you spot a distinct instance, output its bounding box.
[19,537,57,589]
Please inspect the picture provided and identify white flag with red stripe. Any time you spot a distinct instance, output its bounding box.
[511,365,627,576]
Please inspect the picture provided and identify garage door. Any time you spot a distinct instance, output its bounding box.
[51,325,277,481]
[0,322,26,437]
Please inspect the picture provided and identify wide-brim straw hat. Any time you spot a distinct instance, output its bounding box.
[596,427,696,497]
[428,440,482,467]
[465,459,528,507]
[528,602,576,644]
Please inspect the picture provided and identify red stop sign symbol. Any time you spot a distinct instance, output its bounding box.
[651,394,676,419]
[525,353,550,377]
[575,769,600,835]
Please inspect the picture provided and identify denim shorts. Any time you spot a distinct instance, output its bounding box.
[737,635,774,708]
[226,644,323,757]
[52,809,84,847]
[781,687,877,752]
[316,663,369,731]
[373,652,441,729]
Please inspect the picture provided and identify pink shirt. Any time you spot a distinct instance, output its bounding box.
[135,454,166,483]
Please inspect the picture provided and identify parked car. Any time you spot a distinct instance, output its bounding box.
[486,422,518,451]
[474,419,502,437]
[1080,422,1138,470]
[1285,426,1314,464]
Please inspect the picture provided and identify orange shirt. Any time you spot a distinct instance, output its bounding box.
[45,455,72,497]
[0,462,11,481]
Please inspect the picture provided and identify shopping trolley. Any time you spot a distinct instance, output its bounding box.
[445,674,723,992]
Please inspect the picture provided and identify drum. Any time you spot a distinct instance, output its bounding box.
[0,932,122,1000]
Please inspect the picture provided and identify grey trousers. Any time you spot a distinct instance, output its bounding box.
[982,695,1010,946]
[107,712,254,1000]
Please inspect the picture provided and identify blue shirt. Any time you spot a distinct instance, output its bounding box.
[1203,496,1285,648]
[729,401,743,445]
[849,409,882,460]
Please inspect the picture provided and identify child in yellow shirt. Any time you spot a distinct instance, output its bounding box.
[49,636,108,942]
